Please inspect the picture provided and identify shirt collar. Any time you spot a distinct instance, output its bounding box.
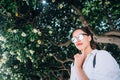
[85,49,98,61]
[90,49,98,55]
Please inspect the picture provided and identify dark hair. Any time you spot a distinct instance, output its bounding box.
[71,27,96,49]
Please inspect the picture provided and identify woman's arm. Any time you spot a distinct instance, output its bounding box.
[75,68,89,80]
[74,53,89,80]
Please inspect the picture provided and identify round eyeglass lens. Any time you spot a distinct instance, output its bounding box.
[78,34,84,40]
[71,37,77,43]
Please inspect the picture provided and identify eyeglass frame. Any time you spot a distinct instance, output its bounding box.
[71,33,88,43]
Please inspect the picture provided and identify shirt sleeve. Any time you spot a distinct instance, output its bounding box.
[70,63,81,80]
[92,50,120,80]
[70,63,76,80]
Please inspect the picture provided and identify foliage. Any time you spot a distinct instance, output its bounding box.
[0,0,120,80]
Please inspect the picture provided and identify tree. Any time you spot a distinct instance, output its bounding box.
[0,0,120,80]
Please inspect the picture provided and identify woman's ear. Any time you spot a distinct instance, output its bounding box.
[88,35,92,42]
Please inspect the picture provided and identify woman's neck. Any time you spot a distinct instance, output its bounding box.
[81,46,93,57]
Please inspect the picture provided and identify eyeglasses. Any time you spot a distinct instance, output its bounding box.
[71,34,88,43]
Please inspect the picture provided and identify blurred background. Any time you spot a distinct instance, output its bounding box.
[0,0,120,80]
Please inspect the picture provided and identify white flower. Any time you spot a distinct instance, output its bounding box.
[29,50,35,54]
[1,58,7,64]
[16,56,22,62]
[7,28,12,32]
[17,52,21,56]
[36,44,40,47]
[1,44,5,48]
[32,28,38,33]
[42,59,44,62]
[37,40,41,44]
[38,31,42,36]
[52,0,55,3]
[0,35,6,42]
[10,51,15,55]
[59,4,63,9]
[49,31,52,34]
[49,53,53,56]
[0,63,2,68]
[30,38,35,42]
[24,47,27,51]
[2,52,7,58]
[7,68,11,72]
[14,66,18,69]
[13,29,18,33]
[21,32,26,37]
[26,54,30,58]
[48,25,52,29]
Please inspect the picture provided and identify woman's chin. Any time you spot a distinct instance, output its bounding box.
[77,46,84,51]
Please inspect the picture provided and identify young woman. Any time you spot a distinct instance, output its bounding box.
[70,27,120,80]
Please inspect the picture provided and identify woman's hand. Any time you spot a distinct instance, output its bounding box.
[74,53,85,69]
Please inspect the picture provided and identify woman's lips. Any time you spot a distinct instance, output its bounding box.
[76,43,83,46]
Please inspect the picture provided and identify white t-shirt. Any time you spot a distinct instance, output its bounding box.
[70,49,120,80]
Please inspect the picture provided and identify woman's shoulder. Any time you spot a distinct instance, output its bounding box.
[91,49,110,57]
[95,49,118,65]
[95,49,115,61]
[96,49,109,53]
[95,49,111,56]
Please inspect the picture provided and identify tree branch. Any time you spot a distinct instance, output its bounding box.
[58,40,71,47]
[53,55,73,75]
[94,35,120,48]
[71,5,89,27]
[53,55,73,64]
[104,31,120,36]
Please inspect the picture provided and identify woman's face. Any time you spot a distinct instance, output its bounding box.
[72,29,91,51]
